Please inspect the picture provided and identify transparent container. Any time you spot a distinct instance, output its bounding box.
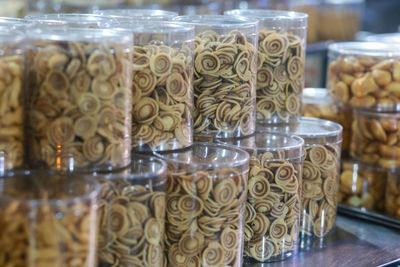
[318,0,364,41]
[0,170,100,267]
[156,143,249,267]
[110,21,194,152]
[225,9,308,125]
[0,17,27,30]
[95,154,167,266]
[327,42,400,111]
[24,13,117,27]
[365,33,400,43]
[94,9,178,20]
[385,172,400,219]
[350,109,400,170]
[302,88,352,154]
[173,15,258,139]
[0,31,25,172]
[25,26,133,172]
[259,117,342,244]
[339,159,387,212]
[218,133,304,262]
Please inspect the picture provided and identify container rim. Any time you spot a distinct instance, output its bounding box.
[173,14,258,28]
[24,13,117,24]
[93,9,178,19]
[365,33,400,43]
[225,9,308,21]
[112,20,194,34]
[328,42,400,57]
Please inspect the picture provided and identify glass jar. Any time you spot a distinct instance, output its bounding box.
[302,88,352,155]
[0,30,25,172]
[0,170,100,267]
[25,26,133,172]
[173,15,258,139]
[327,42,400,111]
[339,159,387,212]
[157,143,249,267]
[259,117,343,242]
[385,172,400,219]
[24,13,117,27]
[93,9,178,20]
[225,9,308,125]
[110,20,194,152]
[95,154,167,266]
[350,109,400,170]
[219,133,304,262]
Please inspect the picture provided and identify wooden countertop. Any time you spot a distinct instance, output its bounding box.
[244,215,400,267]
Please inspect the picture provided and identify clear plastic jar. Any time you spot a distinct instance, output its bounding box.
[302,88,352,154]
[173,15,258,139]
[95,154,167,266]
[0,170,100,267]
[25,26,133,172]
[0,30,25,172]
[219,133,304,262]
[327,42,400,111]
[385,172,400,219]
[110,20,194,152]
[339,159,387,212]
[94,9,178,20]
[156,143,249,267]
[259,117,343,241]
[224,9,308,125]
[350,109,400,170]
[24,13,117,27]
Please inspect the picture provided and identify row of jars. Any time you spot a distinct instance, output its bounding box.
[0,115,345,266]
[302,38,400,220]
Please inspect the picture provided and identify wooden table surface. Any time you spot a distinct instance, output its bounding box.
[244,215,400,267]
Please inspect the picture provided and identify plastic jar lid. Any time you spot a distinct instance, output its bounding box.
[173,15,258,30]
[303,88,335,105]
[93,9,178,20]
[328,42,400,57]
[365,33,400,43]
[218,132,304,160]
[258,117,343,145]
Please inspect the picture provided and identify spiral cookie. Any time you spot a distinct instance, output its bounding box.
[0,53,24,170]
[26,40,132,171]
[132,43,193,151]
[244,151,301,262]
[256,29,305,123]
[301,144,340,238]
[385,172,400,219]
[97,176,166,266]
[193,30,257,138]
[165,167,247,267]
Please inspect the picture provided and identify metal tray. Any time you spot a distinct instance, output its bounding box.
[338,204,400,230]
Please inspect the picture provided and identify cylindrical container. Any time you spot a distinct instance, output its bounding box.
[157,143,249,267]
[365,33,400,43]
[95,154,167,266]
[0,170,100,266]
[302,88,352,155]
[24,13,117,27]
[25,26,133,172]
[385,172,400,219]
[339,159,387,212]
[259,117,342,241]
[173,15,258,139]
[93,9,178,20]
[0,30,25,172]
[318,0,364,41]
[110,21,194,152]
[219,133,304,262]
[327,42,400,111]
[350,109,400,170]
[225,9,308,125]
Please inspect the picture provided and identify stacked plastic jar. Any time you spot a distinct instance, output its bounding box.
[327,41,400,218]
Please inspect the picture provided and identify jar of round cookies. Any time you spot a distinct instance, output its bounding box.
[385,172,400,219]
[110,20,194,152]
[93,9,178,20]
[327,42,400,111]
[95,154,167,266]
[173,15,258,139]
[339,159,387,212]
[259,117,342,243]
[218,133,304,262]
[0,30,25,172]
[157,143,249,267]
[225,9,308,125]
[350,109,400,170]
[0,170,100,267]
[302,88,352,155]
[25,26,133,172]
